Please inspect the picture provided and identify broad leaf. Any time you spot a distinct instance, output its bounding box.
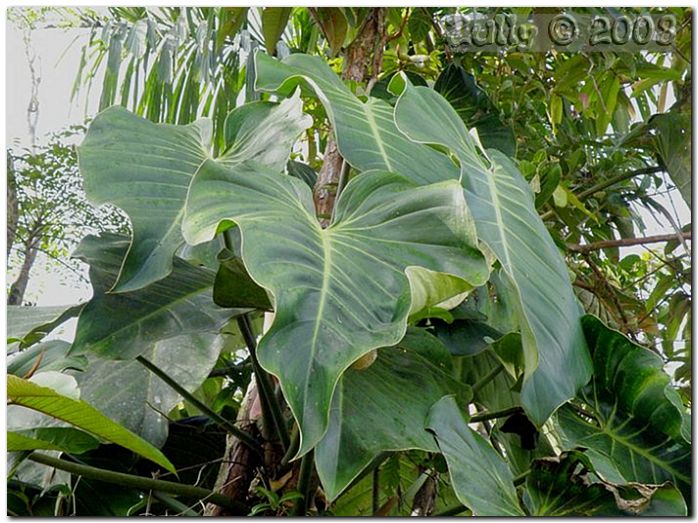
[74,333,223,446]
[426,395,525,516]
[70,234,235,360]
[315,338,470,500]
[7,375,175,472]
[78,95,309,292]
[393,78,592,425]
[183,164,488,455]
[79,107,211,292]
[555,315,691,499]
[8,340,87,377]
[434,62,516,156]
[524,451,686,516]
[254,52,461,186]
[7,305,82,348]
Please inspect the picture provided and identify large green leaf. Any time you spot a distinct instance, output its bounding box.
[426,395,525,516]
[74,333,223,446]
[78,95,309,292]
[392,78,592,425]
[315,335,470,500]
[7,375,175,472]
[254,52,461,186]
[524,451,687,516]
[70,234,234,360]
[79,107,211,292]
[434,62,516,156]
[183,164,488,455]
[555,315,691,499]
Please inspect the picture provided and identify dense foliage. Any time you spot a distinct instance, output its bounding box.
[7,7,691,516]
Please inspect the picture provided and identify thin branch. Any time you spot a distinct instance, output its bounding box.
[469,406,523,423]
[541,165,664,221]
[291,450,314,516]
[135,355,262,457]
[567,232,691,254]
[27,453,247,514]
[471,363,504,394]
[237,314,290,451]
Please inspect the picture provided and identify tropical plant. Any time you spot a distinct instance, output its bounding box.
[7,6,691,517]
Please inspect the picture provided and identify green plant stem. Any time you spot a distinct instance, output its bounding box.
[371,466,380,515]
[237,314,290,451]
[279,423,301,471]
[513,469,530,486]
[291,450,315,516]
[471,363,504,394]
[28,452,247,514]
[470,406,523,423]
[135,355,261,457]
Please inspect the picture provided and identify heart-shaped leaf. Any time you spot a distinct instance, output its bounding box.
[78,95,310,291]
[183,163,488,455]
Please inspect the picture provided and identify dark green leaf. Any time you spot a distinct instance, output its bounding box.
[426,395,525,516]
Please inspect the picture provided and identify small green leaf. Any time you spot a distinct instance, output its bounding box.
[8,375,175,472]
[261,7,292,55]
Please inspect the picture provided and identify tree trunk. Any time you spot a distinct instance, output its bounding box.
[7,151,18,259]
[8,240,38,305]
[410,471,438,516]
[204,380,263,516]
[312,8,388,226]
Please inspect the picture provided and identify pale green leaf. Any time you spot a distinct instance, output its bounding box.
[74,333,223,446]
[183,164,488,455]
